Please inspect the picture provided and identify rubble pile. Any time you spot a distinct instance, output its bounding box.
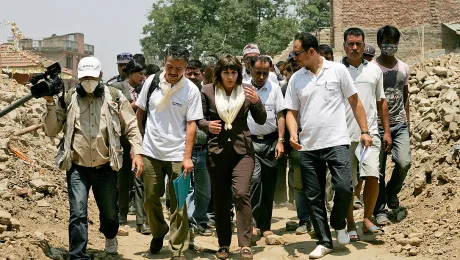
[0,75,101,259]
[382,53,460,258]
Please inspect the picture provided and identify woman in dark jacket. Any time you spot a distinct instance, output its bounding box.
[198,54,266,260]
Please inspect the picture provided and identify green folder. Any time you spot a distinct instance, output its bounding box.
[173,171,191,210]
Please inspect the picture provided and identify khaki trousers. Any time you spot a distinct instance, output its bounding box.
[143,156,189,257]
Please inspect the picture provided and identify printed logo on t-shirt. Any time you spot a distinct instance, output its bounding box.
[381,70,406,124]
[172,102,183,107]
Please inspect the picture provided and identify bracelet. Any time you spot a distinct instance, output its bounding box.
[361,131,370,136]
[278,138,285,142]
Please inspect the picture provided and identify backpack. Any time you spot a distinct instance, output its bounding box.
[141,71,161,134]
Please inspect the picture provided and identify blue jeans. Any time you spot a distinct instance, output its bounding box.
[289,149,310,222]
[67,164,119,260]
[186,147,211,225]
[374,123,411,216]
[299,145,353,249]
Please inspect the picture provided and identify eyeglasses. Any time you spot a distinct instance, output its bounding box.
[293,50,306,57]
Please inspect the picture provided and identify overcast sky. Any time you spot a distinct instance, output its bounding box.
[0,0,154,80]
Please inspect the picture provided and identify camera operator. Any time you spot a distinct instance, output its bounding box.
[42,57,144,259]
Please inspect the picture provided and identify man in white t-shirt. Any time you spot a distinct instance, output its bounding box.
[246,55,286,237]
[284,32,372,259]
[135,45,203,260]
[341,28,392,241]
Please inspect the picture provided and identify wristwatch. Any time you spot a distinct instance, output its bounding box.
[278,138,285,142]
[361,131,371,136]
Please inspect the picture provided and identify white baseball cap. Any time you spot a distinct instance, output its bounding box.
[78,57,102,79]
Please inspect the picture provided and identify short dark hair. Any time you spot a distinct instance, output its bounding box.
[276,61,285,69]
[377,25,400,44]
[146,64,160,75]
[318,44,333,55]
[250,55,272,68]
[344,28,365,42]
[187,60,203,70]
[124,60,145,75]
[133,54,146,66]
[214,54,243,86]
[165,45,190,61]
[294,32,319,52]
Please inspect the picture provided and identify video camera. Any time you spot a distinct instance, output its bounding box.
[0,62,66,118]
[30,62,65,98]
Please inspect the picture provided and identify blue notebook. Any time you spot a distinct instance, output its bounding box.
[173,171,191,210]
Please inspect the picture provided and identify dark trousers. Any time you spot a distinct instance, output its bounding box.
[299,145,352,249]
[374,123,411,216]
[274,155,288,203]
[118,142,146,225]
[208,144,254,247]
[250,137,278,232]
[67,164,119,260]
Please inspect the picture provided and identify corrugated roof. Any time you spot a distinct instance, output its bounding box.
[0,44,72,77]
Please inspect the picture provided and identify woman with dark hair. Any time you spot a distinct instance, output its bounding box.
[113,60,146,110]
[111,60,150,234]
[198,54,266,260]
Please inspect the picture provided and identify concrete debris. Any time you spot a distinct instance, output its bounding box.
[265,234,286,245]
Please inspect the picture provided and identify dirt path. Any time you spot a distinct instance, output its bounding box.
[111,205,427,260]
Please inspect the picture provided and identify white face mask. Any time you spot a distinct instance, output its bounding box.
[80,80,99,93]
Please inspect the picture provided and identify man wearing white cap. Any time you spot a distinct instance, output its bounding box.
[242,44,279,85]
[42,57,144,259]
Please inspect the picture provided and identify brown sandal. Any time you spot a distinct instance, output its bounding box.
[240,247,253,260]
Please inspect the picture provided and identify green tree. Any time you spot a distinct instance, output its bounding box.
[256,17,299,56]
[296,0,330,33]
[140,0,296,62]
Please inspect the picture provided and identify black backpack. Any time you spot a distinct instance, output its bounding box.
[141,71,162,134]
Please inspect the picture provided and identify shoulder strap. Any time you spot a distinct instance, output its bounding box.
[145,71,161,111]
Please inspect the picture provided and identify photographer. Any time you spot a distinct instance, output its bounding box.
[42,57,143,259]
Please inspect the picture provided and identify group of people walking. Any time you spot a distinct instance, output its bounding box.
[41,24,411,260]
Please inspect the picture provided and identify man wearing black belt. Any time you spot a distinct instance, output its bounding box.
[246,55,285,237]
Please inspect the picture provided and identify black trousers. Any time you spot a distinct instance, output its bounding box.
[250,136,278,232]
[299,145,353,249]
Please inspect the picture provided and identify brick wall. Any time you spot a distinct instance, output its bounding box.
[331,0,460,61]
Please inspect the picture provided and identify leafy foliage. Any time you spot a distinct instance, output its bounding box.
[140,0,329,62]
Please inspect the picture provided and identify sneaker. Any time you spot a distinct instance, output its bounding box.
[309,245,332,259]
[335,229,350,245]
[105,237,118,254]
[296,220,312,235]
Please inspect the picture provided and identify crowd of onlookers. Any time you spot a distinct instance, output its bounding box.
[42,24,411,260]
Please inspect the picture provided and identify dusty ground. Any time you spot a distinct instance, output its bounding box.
[64,204,429,260]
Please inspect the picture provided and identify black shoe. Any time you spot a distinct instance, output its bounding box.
[149,227,169,254]
[137,224,151,235]
[119,218,127,226]
[194,223,212,236]
[215,247,229,259]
